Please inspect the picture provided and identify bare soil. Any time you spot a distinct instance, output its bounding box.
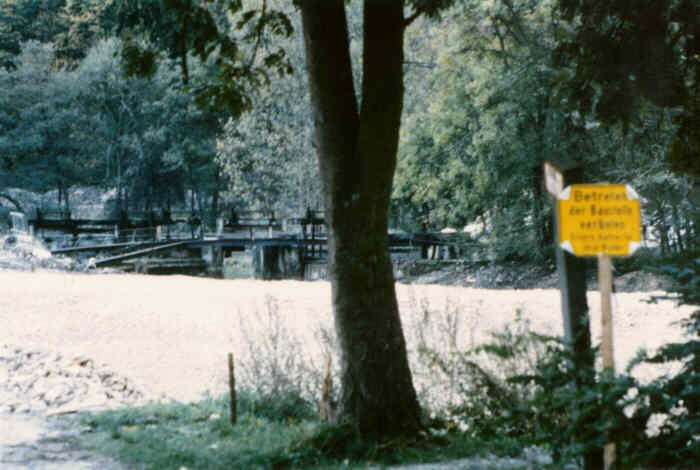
[0,268,693,470]
[1,269,690,403]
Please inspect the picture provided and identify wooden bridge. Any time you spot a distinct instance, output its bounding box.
[32,208,474,278]
[28,208,195,235]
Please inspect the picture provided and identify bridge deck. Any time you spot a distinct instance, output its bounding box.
[49,229,467,269]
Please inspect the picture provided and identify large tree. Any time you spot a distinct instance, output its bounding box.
[298,1,420,438]
[114,0,454,439]
[282,0,458,438]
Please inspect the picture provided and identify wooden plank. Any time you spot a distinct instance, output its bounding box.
[94,241,189,267]
[598,254,616,470]
[51,241,161,254]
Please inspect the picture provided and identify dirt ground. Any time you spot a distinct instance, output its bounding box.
[0,268,694,470]
[1,269,692,403]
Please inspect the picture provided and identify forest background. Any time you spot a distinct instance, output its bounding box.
[0,0,697,262]
[1,2,699,467]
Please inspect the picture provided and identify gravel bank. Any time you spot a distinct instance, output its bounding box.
[1,270,692,405]
[0,269,693,470]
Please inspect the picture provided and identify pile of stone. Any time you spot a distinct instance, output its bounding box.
[0,234,76,272]
[0,344,144,415]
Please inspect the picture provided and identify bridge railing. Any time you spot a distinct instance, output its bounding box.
[34,209,71,220]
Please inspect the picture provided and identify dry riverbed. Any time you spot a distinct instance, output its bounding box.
[0,269,694,469]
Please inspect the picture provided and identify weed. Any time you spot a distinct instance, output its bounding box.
[235,295,335,421]
[77,393,522,470]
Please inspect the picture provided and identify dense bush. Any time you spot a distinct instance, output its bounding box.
[454,253,700,468]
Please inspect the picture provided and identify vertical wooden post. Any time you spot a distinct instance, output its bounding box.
[228,352,237,425]
[599,255,614,373]
[552,164,603,470]
[598,254,616,470]
[311,222,316,257]
[301,219,307,261]
[555,166,591,345]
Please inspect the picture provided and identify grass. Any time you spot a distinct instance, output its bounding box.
[74,391,529,470]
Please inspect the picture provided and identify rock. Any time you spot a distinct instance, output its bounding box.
[42,381,75,407]
[0,344,144,415]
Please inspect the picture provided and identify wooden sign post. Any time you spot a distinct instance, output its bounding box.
[598,253,616,469]
[558,183,642,470]
[546,162,602,470]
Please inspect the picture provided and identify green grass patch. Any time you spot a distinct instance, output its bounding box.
[75,392,527,470]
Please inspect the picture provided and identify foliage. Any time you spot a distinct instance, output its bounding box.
[554,0,700,177]
[393,0,697,263]
[500,337,699,467]
[395,0,570,261]
[215,4,322,216]
[108,0,293,116]
[235,295,325,414]
[412,306,553,439]
[0,41,94,204]
[0,0,113,70]
[585,111,699,255]
[408,275,698,468]
[0,0,66,69]
[1,0,694,246]
[466,290,700,468]
[650,251,700,308]
[76,390,522,470]
[0,36,224,216]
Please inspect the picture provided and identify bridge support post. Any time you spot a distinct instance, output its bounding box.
[202,244,224,277]
[253,245,302,280]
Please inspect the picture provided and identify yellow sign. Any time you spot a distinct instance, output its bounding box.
[558,184,642,257]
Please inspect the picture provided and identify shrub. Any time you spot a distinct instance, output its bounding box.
[478,252,700,468]
[410,275,698,468]
[409,299,550,440]
[235,387,316,422]
[235,295,339,423]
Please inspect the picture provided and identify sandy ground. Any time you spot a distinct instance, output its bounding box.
[0,270,693,404]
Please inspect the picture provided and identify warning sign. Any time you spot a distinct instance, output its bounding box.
[558,184,642,257]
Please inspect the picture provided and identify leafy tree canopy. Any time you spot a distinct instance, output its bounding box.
[554,0,699,176]
[108,0,294,116]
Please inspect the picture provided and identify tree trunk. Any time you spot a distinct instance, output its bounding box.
[212,167,220,227]
[532,164,551,252]
[657,205,669,255]
[300,0,421,439]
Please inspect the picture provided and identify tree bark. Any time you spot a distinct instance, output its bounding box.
[300,0,421,439]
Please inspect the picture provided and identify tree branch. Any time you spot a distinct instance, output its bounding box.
[246,0,267,70]
[404,60,437,68]
[404,9,422,28]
